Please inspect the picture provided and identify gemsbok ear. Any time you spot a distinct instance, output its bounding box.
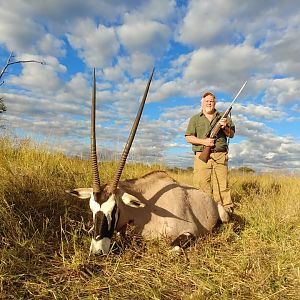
[121,192,146,208]
[66,188,93,199]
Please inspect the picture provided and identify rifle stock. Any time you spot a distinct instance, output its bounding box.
[199,121,223,163]
[198,146,212,163]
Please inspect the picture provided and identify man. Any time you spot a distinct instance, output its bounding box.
[185,91,235,214]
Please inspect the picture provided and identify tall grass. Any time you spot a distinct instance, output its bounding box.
[0,137,299,299]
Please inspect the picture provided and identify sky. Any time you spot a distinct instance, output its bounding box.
[0,0,300,174]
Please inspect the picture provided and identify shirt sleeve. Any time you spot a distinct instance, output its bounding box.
[185,117,196,136]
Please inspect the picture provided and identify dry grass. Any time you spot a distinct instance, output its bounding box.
[1,137,300,299]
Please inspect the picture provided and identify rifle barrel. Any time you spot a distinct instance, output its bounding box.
[229,80,247,106]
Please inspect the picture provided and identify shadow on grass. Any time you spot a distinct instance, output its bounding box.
[214,212,247,236]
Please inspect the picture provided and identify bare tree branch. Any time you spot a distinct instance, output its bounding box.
[0,51,45,84]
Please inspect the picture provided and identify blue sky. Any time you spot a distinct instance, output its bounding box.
[0,0,300,173]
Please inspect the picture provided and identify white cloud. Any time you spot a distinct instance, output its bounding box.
[229,134,300,172]
[67,20,119,68]
[117,17,171,55]
[263,78,300,105]
[37,33,66,56]
[150,78,184,102]
[177,0,236,47]
[7,55,65,94]
[118,53,154,76]
[0,3,43,52]
[183,45,264,89]
[217,103,286,120]
[102,65,124,82]
[177,0,300,49]
[137,0,176,21]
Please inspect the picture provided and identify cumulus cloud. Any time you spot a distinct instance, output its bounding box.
[102,65,124,82]
[217,103,286,120]
[177,0,300,49]
[263,78,300,105]
[67,20,119,68]
[37,33,66,56]
[117,17,171,55]
[183,45,264,89]
[229,134,300,172]
[0,4,43,52]
[137,0,176,21]
[177,0,236,47]
[118,53,154,76]
[116,0,175,55]
[7,55,65,94]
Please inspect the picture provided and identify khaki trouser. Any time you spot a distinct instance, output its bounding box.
[193,152,233,210]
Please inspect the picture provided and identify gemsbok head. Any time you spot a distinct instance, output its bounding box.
[67,68,155,254]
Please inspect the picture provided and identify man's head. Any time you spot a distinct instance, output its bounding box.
[201,91,216,114]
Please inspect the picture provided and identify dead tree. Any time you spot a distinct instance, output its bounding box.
[0,51,44,114]
[0,51,45,85]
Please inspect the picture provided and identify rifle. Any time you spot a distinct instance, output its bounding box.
[198,81,247,163]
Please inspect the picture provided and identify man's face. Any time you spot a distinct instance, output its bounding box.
[202,95,216,114]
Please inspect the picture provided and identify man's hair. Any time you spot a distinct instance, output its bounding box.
[202,91,215,99]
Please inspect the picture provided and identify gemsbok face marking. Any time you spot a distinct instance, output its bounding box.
[90,193,118,255]
[67,68,229,255]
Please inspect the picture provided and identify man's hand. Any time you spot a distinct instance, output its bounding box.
[185,135,215,147]
[219,117,228,129]
[203,138,215,147]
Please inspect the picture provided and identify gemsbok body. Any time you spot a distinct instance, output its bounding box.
[67,68,229,255]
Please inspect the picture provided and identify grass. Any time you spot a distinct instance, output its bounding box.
[0,137,300,299]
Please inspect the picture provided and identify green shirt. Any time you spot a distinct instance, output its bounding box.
[185,110,235,153]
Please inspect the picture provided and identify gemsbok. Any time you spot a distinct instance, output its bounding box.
[67,68,229,255]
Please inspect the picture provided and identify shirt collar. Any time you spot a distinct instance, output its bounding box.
[199,109,219,117]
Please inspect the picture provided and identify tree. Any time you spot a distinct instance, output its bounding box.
[0,51,44,123]
[0,97,6,129]
[0,97,6,112]
[238,166,255,173]
[0,51,45,85]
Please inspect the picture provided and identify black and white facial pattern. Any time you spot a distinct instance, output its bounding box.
[89,193,119,254]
